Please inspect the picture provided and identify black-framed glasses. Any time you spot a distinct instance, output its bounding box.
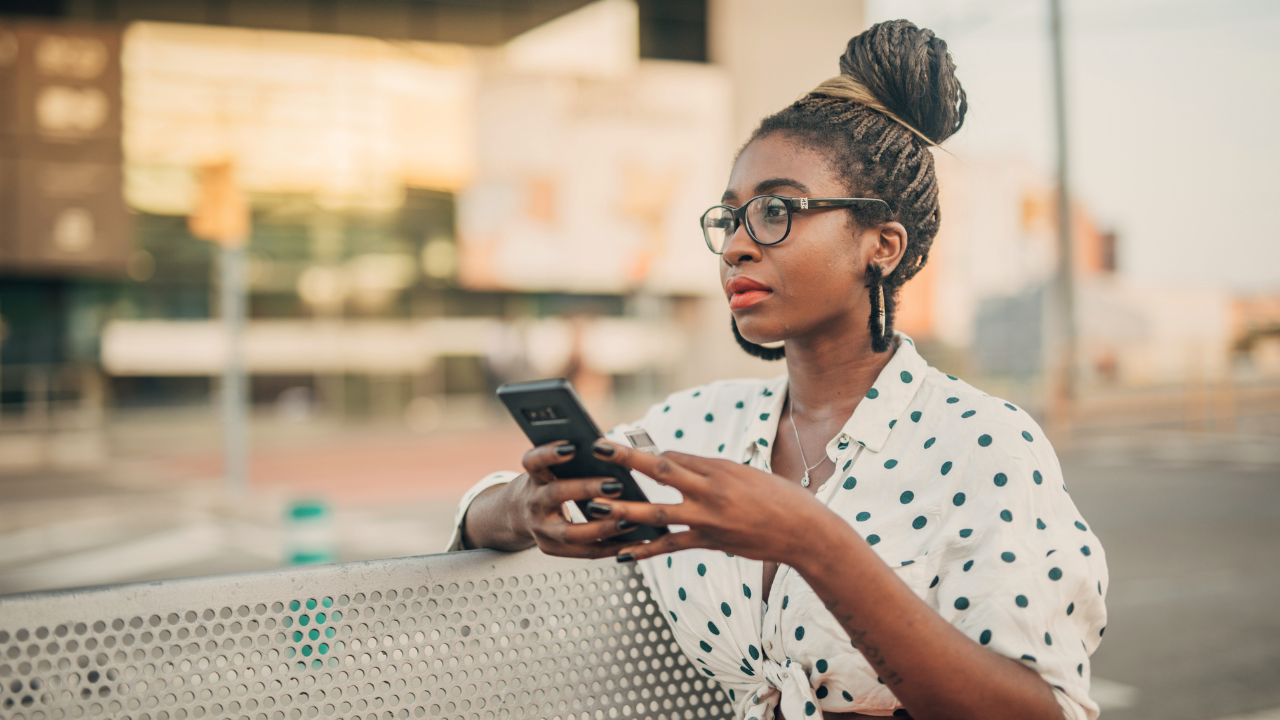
[699,195,892,255]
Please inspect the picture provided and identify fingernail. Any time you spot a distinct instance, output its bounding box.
[617,520,637,531]
[555,444,575,457]
[600,481,623,495]
[593,441,615,457]
[586,501,612,519]
[616,553,635,563]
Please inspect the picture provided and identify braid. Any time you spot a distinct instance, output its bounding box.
[744,19,965,346]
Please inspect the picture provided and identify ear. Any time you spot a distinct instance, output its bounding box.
[871,221,908,275]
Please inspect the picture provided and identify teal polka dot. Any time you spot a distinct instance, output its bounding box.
[911,411,922,422]
[946,397,959,404]
[959,528,973,538]
[1021,654,1036,662]
[953,492,965,506]
[749,644,759,660]
[954,597,970,610]
[816,658,828,673]
[700,640,712,652]
[678,587,686,601]
[703,668,714,676]
[795,627,805,641]
[1000,509,1013,522]
[816,685,828,699]
[866,388,880,399]
[1081,545,1091,556]
[900,371,913,383]
[884,459,898,469]
[855,511,870,522]
[782,595,788,609]
[759,412,769,421]
[717,443,725,452]
[901,559,914,566]
[843,691,853,702]
[978,434,993,447]
[1016,595,1029,608]
[994,473,1007,487]
[947,374,958,380]
[963,560,973,571]
[961,410,976,418]
[735,401,744,409]
[704,413,714,422]
[721,602,732,617]
[1075,521,1088,531]
[1022,431,1034,441]
[838,440,850,450]
[843,476,856,490]
[912,515,927,529]
[742,584,751,598]
[1001,552,1016,563]
[930,575,939,588]
[900,490,914,504]
[693,391,700,397]
[1067,603,1075,615]
[757,438,768,447]
[889,419,897,428]
[867,534,881,545]
[763,388,773,396]
[979,629,992,645]
[941,461,953,475]
[1005,403,1017,411]
[842,459,852,471]
[1048,567,1063,581]
[663,405,670,412]
[670,611,677,622]
[674,429,684,438]
[708,621,720,635]
[924,437,936,448]
[697,563,707,576]
[1033,470,1043,484]
[1036,518,1046,530]
[1045,632,1053,646]
[805,701,816,716]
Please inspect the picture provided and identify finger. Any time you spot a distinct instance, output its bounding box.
[660,451,725,476]
[591,442,707,494]
[615,530,701,562]
[585,499,689,529]
[531,519,633,558]
[522,442,577,485]
[552,516,646,544]
[539,477,625,505]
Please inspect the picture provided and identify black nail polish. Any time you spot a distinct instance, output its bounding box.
[616,553,635,563]
[586,501,612,519]
[555,444,575,457]
[617,520,637,531]
[593,441,615,457]
[600,481,623,495]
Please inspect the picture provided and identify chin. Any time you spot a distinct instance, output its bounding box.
[733,313,788,345]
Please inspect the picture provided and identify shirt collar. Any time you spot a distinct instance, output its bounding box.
[738,332,928,462]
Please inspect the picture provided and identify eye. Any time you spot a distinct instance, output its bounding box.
[762,198,788,222]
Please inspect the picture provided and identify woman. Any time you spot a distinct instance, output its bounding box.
[448,20,1106,720]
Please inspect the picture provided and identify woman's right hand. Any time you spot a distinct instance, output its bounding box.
[463,441,637,556]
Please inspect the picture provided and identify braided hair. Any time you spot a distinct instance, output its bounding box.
[732,19,967,358]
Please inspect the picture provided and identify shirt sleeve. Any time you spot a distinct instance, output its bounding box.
[443,471,522,552]
[931,421,1108,720]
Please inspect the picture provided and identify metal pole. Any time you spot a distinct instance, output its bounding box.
[1049,0,1077,404]
[220,244,249,495]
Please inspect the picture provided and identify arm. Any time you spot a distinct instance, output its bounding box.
[592,441,1063,720]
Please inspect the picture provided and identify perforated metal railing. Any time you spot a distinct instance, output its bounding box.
[0,549,732,720]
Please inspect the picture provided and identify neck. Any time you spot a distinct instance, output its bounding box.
[784,316,894,423]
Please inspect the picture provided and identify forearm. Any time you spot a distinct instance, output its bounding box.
[790,512,1062,720]
[461,476,536,551]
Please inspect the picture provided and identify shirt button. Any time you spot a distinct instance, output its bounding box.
[765,640,774,652]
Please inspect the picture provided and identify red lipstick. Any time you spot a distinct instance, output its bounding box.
[725,276,773,310]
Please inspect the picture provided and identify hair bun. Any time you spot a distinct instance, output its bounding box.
[839,20,967,145]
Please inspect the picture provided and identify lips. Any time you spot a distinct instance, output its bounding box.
[725,276,773,310]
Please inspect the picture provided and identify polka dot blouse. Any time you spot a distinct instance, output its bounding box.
[448,333,1108,720]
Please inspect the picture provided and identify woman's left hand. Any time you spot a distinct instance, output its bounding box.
[587,439,835,564]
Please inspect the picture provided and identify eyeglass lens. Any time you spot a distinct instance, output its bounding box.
[701,196,790,253]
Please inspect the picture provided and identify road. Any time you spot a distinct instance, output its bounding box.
[0,427,1277,719]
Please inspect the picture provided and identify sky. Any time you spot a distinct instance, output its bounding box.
[865,0,1280,291]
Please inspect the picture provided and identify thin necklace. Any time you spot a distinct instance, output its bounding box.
[789,397,825,488]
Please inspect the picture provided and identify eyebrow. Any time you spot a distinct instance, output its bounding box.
[721,177,813,204]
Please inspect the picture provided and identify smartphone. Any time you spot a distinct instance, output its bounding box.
[497,378,669,543]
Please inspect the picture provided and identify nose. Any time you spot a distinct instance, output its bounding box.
[721,220,760,266]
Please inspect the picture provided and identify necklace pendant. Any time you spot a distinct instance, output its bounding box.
[801,474,810,488]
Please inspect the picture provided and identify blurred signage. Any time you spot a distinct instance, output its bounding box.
[0,22,131,276]
[121,22,478,213]
[456,62,730,295]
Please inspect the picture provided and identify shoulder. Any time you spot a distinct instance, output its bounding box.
[628,376,782,453]
[641,376,782,423]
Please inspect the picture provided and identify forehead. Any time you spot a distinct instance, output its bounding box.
[724,133,843,201]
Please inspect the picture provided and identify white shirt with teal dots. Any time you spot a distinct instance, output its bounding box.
[449,332,1107,720]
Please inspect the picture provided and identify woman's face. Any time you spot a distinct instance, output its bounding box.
[719,132,903,347]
